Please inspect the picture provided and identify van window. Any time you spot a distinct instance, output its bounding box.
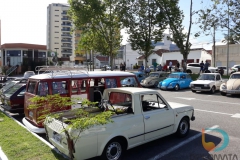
[71,79,87,94]
[52,81,68,94]
[37,82,49,96]
[105,78,117,88]
[27,81,37,94]
[120,77,138,87]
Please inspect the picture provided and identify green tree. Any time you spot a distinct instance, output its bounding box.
[222,31,240,44]
[68,0,122,70]
[27,94,113,160]
[156,0,193,72]
[117,0,167,67]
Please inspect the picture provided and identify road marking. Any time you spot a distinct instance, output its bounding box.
[195,109,234,116]
[148,125,219,160]
[231,113,240,118]
[175,97,240,105]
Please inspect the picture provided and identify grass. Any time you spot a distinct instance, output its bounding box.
[0,111,67,160]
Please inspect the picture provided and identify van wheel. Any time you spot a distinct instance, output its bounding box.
[176,117,190,137]
[101,139,125,160]
[210,86,215,94]
[221,92,226,96]
[186,70,192,74]
[174,84,180,91]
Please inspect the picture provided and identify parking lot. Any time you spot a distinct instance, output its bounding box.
[1,73,240,160]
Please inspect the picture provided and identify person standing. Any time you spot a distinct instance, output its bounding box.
[153,62,157,71]
[141,64,144,72]
[169,61,172,73]
[176,62,180,71]
[200,61,204,73]
[204,61,210,73]
[158,64,162,71]
[122,62,126,71]
[120,63,123,71]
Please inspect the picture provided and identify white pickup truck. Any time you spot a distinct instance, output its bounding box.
[44,87,195,160]
[190,73,227,94]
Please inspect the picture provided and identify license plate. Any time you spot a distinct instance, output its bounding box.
[228,91,235,93]
[195,87,201,89]
[53,133,62,143]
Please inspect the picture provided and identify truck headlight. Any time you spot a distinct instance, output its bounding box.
[204,84,209,87]
[222,85,227,89]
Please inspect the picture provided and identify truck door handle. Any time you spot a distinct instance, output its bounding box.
[145,116,150,119]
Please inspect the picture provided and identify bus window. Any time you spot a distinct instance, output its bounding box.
[120,77,138,87]
[37,82,49,96]
[52,81,68,95]
[27,81,37,94]
[105,78,117,88]
[71,80,87,94]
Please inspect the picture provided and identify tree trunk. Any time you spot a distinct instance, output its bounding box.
[183,54,187,72]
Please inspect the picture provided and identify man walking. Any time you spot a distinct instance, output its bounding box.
[200,61,204,73]
[169,61,172,73]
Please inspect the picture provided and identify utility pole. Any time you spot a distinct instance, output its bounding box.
[227,2,230,76]
[213,25,216,67]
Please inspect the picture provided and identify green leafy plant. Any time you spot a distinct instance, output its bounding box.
[28,94,113,160]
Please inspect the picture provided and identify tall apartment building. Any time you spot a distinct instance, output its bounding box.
[47,3,85,64]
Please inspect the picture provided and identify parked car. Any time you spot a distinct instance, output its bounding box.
[230,65,240,74]
[23,71,35,78]
[121,77,139,87]
[0,78,27,96]
[101,65,111,71]
[140,71,169,88]
[220,72,240,96]
[190,73,227,94]
[44,87,195,160]
[131,71,147,83]
[158,72,192,91]
[215,66,227,75]
[186,63,217,74]
[1,83,26,113]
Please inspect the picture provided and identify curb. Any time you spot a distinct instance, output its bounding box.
[0,146,8,160]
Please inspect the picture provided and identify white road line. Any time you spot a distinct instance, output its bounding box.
[195,109,234,116]
[175,97,240,105]
[148,125,219,160]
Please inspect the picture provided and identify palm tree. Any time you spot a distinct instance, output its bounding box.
[222,32,240,44]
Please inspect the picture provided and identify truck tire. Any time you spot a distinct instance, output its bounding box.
[101,138,126,160]
[176,117,190,137]
[221,92,226,96]
[210,86,216,94]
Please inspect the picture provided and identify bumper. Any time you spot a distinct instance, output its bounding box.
[141,83,155,88]
[159,85,174,90]
[22,118,46,134]
[191,87,211,91]
[221,89,240,94]
[1,104,24,113]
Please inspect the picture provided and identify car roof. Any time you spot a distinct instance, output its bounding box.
[104,87,158,94]
[170,72,187,75]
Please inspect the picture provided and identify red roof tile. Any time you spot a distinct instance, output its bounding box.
[1,43,47,50]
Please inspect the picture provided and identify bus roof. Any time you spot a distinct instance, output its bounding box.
[29,71,135,80]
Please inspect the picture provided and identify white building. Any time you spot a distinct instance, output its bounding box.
[137,48,212,68]
[47,3,81,64]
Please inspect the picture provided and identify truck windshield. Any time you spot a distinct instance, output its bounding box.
[198,74,215,80]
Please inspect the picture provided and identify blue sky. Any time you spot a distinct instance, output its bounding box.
[0,0,226,50]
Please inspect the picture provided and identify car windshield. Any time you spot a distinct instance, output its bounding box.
[4,84,23,97]
[1,81,18,92]
[198,74,215,80]
[168,74,180,78]
[121,77,134,84]
[230,74,240,79]
[149,73,159,77]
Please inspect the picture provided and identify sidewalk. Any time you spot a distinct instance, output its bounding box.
[0,147,8,160]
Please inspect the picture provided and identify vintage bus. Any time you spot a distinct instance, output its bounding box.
[22,69,141,133]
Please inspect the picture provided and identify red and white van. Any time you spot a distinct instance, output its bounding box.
[22,70,141,133]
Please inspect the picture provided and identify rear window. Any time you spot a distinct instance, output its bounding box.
[120,77,138,87]
[230,74,240,79]
[109,92,132,106]
[52,81,68,94]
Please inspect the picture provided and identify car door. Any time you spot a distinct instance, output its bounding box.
[215,75,222,90]
[179,74,187,88]
[185,74,192,88]
[141,93,175,141]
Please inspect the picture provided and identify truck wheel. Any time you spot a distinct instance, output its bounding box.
[176,117,190,137]
[174,84,180,91]
[210,86,215,94]
[101,139,125,160]
[191,90,196,93]
[221,92,226,96]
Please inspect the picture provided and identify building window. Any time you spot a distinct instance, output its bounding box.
[55,26,59,28]
[55,10,59,11]
[55,15,59,17]
[55,31,59,33]
[55,42,59,44]
[55,37,59,38]
[55,21,59,22]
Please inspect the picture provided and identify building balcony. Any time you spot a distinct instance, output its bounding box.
[61,12,67,15]
[59,57,70,61]
[61,45,72,48]
[61,18,70,21]
[61,29,70,31]
[61,23,72,26]
[61,40,72,43]
[61,50,72,54]
[61,34,72,37]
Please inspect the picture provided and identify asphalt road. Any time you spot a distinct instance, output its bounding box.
[2,87,240,160]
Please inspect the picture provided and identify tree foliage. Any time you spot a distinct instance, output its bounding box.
[68,0,122,70]
[117,0,167,67]
[156,0,193,71]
